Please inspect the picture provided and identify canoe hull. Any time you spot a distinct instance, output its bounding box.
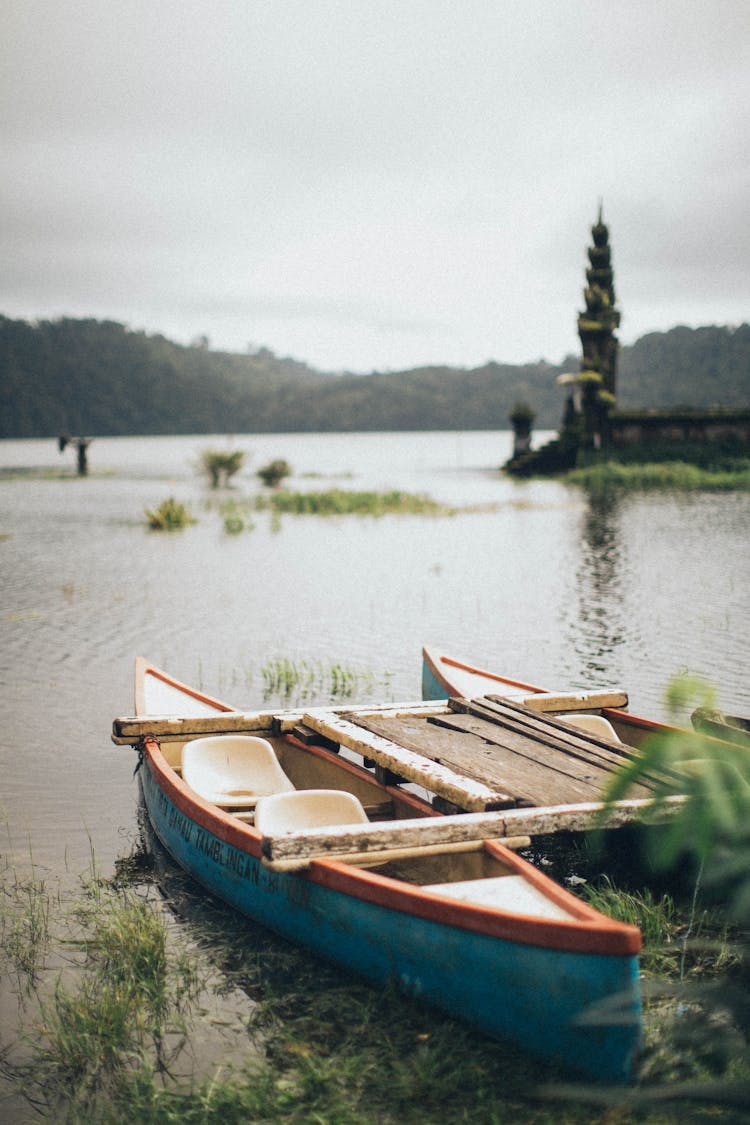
[140,743,641,1082]
[422,648,543,703]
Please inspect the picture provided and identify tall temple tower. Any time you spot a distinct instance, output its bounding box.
[578,204,620,399]
[563,204,621,449]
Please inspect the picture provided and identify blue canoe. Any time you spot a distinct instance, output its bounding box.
[115,657,643,1083]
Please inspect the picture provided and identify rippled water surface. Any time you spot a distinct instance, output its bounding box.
[1,431,748,876]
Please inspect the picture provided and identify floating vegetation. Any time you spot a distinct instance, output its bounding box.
[256,458,291,488]
[260,656,386,703]
[144,497,196,531]
[200,448,246,488]
[255,487,451,517]
[566,460,750,494]
[219,498,255,535]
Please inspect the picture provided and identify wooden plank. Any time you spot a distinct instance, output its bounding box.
[472,697,669,787]
[353,712,607,806]
[263,836,533,873]
[111,700,447,745]
[435,708,642,782]
[112,711,284,743]
[516,690,628,712]
[259,796,686,870]
[426,713,633,804]
[301,711,517,812]
[461,697,636,763]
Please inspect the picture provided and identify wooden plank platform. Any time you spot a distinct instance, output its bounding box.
[341,696,654,809]
[113,694,654,815]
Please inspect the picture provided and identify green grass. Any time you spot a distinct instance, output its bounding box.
[260,656,387,703]
[145,497,197,530]
[254,487,452,516]
[566,460,750,494]
[217,498,254,535]
[581,879,679,975]
[0,856,53,986]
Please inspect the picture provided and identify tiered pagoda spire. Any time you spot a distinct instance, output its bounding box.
[578,203,620,399]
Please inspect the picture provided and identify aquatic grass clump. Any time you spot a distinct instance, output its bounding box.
[261,656,383,703]
[200,449,246,488]
[145,497,196,531]
[566,460,750,495]
[6,874,205,1117]
[0,860,52,985]
[257,458,291,487]
[218,498,255,535]
[255,487,450,517]
[581,879,679,975]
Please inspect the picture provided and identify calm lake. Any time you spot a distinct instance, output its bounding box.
[1,429,749,882]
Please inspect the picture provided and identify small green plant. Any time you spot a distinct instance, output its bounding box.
[200,448,246,488]
[145,497,196,530]
[257,458,291,488]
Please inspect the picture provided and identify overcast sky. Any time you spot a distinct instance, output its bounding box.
[3,1,749,372]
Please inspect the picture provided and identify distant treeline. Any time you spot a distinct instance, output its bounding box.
[1,315,748,438]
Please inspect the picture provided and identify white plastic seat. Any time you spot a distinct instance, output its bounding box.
[563,713,621,743]
[182,735,294,808]
[254,789,369,836]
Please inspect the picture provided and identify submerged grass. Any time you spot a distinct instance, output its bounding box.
[566,460,750,494]
[0,855,53,987]
[260,655,388,703]
[254,487,453,516]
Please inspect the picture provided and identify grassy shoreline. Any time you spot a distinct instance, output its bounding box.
[564,460,750,493]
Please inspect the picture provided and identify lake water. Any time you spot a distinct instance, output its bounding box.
[1,430,749,880]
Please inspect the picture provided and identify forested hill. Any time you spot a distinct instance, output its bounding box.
[1,315,748,438]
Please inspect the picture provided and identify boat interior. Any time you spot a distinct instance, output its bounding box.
[163,728,586,921]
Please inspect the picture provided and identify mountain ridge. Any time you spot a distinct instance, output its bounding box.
[1,315,748,438]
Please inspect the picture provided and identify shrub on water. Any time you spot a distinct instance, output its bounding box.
[257,458,291,488]
[200,449,246,488]
[145,497,196,530]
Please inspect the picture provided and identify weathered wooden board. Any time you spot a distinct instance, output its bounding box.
[349,705,654,806]
[426,714,632,804]
[302,711,517,812]
[259,796,686,871]
[111,700,448,745]
[462,697,636,762]
[465,696,667,787]
[351,713,608,807]
[517,690,628,713]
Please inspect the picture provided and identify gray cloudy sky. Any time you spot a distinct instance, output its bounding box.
[3,1,749,372]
